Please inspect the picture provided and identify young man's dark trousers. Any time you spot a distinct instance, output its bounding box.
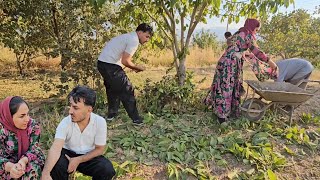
[97,61,141,121]
[50,148,115,180]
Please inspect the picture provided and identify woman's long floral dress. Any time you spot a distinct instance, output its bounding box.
[205,31,270,119]
[0,119,45,180]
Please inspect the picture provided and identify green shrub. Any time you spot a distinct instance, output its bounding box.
[138,71,199,114]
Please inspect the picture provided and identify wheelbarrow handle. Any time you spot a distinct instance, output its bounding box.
[297,79,320,94]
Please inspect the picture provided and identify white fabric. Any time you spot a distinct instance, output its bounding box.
[98,32,139,66]
[55,113,107,154]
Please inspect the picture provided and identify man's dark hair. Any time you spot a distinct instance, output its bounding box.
[9,96,29,116]
[67,85,96,108]
[224,31,232,39]
[136,23,154,36]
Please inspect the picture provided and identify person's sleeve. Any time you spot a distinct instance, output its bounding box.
[54,118,68,140]
[275,62,286,82]
[247,35,269,62]
[124,36,139,55]
[95,117,107,146]
[0,126,10,176]
[22,119,45,167]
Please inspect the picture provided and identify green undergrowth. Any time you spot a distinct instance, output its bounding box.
[36,73,320,179]
[38,102,320,179]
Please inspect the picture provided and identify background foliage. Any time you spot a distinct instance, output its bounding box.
[259,9,320,65]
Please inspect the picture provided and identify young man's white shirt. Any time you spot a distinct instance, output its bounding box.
[98,32,139,66]
[54,112,107,154]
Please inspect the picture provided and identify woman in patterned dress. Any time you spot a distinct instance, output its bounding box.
[0,96,45,179]
[205,18,277,123]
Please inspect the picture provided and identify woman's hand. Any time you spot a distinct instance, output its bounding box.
[5,161,25,178]
[10,163,25,178]
[18,157,28,172]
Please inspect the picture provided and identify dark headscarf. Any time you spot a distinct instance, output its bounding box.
[0,96,30,159]
[239,18,260,39]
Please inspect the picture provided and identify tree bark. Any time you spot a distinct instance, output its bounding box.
[177,56,186,86]
[15,54,24,76]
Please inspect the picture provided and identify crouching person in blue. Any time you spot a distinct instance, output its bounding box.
[41,86,115,180]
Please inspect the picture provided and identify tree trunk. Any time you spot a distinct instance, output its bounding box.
[15,55,24,76]
[59,45,71,70]
[177,56,186,86]
[60,53,68,70]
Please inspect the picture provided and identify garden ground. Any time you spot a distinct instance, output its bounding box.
[1,66,320,180]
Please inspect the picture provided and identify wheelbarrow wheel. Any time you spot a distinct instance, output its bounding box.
[242,98,266,121]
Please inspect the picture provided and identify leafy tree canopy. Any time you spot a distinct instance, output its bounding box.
[259,9,320,62]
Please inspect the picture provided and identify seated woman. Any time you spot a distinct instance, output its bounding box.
[0,96,45,179]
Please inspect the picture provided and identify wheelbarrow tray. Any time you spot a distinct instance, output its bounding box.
[245,80,314,104]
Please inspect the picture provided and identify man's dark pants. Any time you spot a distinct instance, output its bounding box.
[50,148,115,180]
[97,61,140,121]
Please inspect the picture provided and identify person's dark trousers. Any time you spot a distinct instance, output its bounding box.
[51,148,116,180]
[97,61,141,121]
[287,72,312,89]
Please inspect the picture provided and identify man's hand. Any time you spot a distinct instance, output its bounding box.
[65,155,82,173]
[41,171,53,180]
[134,65,145,73]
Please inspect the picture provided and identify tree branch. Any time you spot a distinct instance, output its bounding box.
[160,1,175,30]
[171,42,179,71]
[180,7,185,50]
[186,2,207,47]
[142,5,172,41]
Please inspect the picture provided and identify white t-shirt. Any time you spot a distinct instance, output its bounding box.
[98,32,139,66]
[55,113,107,154]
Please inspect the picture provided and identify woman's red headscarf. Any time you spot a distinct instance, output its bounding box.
[0,96,30,159]
[239,18,260,39]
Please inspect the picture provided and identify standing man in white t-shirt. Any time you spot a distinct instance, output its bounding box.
[41,86,115,180]
[97,23,153,125]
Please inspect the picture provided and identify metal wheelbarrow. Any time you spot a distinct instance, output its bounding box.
[240,80,320,125]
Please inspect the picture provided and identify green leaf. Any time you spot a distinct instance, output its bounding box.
[132,177,145,180]
[252,132,269,145]
[217,137,224,144]
[184,168,197,176]
[143,161,154,166]
[286,133,293,139]
[217,159,227,166]
[210,137,217,146]
[284,146,295,156]
[120,161,131,168]
[267,169,277,180]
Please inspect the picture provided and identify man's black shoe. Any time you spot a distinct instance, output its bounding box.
[106,113,117,121]
[133,118,144,125]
